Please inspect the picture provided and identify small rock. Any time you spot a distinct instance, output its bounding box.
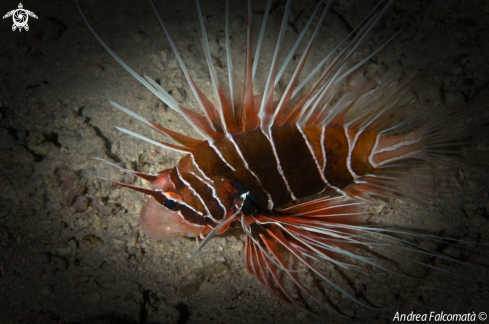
[92,214,103,231]
[215,257,225,263]
[75,196,89,212]
[109,190,120,200]
[52,202,63,211]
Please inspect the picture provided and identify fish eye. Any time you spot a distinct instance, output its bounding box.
[163,198,177,210]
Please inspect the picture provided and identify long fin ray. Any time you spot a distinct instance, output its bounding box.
[252,0,273,81]
[270,0,332,129]
[241,0,260,131]
[115,127,193,154]
[257,0,293,128]
[274,0,324,87]
[149,0,227,135]
[96,176,167,204]
[292,0,386,98]
[76,0,214,141]
[109,101,204,149]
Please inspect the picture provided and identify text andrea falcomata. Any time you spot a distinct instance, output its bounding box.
[393,311,486,322]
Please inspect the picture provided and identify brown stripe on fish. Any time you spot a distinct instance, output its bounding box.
[271,125,327,199]
[170,168,208,217]
[177,203,209,226]
[193,142,235,178]
[232,129,294,208]
[176,155,228,214]
[299,125,326,170]
[213,135,273,209]
[323,125,355,189]
[349,129,377,177]
[180,172,227,220]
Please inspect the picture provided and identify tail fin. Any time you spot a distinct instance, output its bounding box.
[346,88,489,203]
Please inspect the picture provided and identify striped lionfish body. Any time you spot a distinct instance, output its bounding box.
[79,0,489,316]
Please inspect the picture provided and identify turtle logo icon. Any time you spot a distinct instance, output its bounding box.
[3,3,38,32]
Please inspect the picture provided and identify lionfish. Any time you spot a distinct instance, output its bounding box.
[78,0,488,316]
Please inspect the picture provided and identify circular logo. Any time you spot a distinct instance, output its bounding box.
[14,10,27,26]
[480,312,487,321]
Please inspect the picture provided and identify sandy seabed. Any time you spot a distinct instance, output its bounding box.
[0,0,488,323]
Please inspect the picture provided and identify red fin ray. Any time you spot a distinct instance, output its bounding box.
[244,219,346,315]
[240,192,478,314]
[178,105,224,141]
[98,177,167,205]
[147,121,204,149]
[244,215,377,314]
[238,195,382,314]
[247,237,296,306]
[230,72,245,127]
[215,75,243,133]
[188,76,223,133]
[216,83,241,133]
[280,196,366,219]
